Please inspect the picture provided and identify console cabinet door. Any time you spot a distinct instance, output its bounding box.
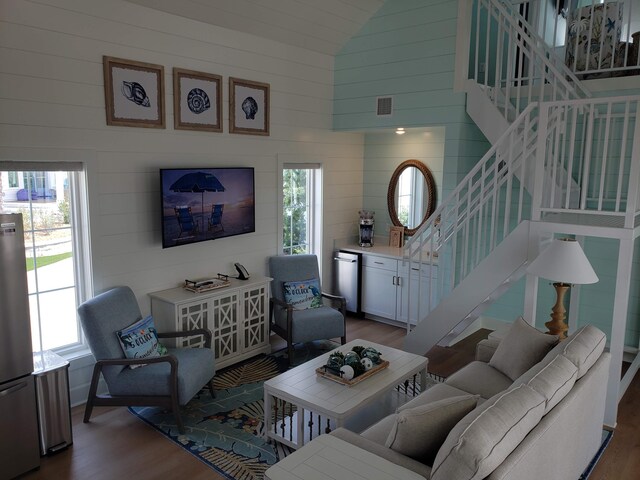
[176,300,209,348]
[211,292,240,365]
[241,284,269,354]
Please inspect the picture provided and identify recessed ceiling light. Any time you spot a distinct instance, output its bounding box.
[396,127,405,135]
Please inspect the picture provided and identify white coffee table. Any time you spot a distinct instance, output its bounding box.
[264,434,427,480]
[263,339,428,449]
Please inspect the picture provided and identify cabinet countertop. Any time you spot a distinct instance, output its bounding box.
[339,244,438,265]
[149,275,272,303]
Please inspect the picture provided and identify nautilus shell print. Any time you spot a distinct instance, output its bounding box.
[187,88,211,114]
[241,96,258,120]
[121,81,151,107]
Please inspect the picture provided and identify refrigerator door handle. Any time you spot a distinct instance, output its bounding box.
[333,257,357,263]
[0,380,28,397]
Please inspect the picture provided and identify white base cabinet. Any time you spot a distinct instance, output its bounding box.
[357,251,438,326]
[149,276,271,369]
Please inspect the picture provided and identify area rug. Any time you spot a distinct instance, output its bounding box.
[129,341,438,480]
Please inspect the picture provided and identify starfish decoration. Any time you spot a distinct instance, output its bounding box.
[605,17,616,33]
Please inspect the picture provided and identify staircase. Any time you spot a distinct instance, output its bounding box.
[403,0,640,357]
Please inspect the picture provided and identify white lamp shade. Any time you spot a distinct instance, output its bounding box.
[527,238,599,285]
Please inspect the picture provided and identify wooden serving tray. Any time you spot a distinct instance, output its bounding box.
[316,360,390,387]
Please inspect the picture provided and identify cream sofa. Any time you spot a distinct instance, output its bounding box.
[330,320,610,480]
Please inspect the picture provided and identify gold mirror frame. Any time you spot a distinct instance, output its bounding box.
[386,159,437,236]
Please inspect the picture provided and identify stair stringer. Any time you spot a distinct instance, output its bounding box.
[403,220,531,356]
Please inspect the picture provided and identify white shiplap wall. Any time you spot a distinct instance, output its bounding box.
[0,0,364,404]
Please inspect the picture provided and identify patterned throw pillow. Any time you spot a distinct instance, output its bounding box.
[116,315,168,369]
[283,278,322,310]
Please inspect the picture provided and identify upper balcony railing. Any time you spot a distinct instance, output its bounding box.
[511,0,639,80]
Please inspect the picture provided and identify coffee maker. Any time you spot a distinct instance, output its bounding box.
[358,210,374,247]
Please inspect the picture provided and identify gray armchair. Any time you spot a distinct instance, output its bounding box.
[77,286,215,433]
[268,255,346,365]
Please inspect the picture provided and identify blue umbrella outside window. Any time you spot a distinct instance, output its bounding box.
[169,171,225,232]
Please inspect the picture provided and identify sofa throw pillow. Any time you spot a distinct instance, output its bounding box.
[489,316,559,381]
[283,278,322,310]
[116,315,168,369]
[385,394,479,465]
[431,384,546,480]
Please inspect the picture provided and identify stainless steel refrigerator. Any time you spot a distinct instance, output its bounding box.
[0,213,40,478]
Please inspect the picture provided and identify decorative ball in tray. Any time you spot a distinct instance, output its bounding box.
[316,346,389,386]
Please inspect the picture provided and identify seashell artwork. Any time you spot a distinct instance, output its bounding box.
[187,88,210,114]
[241,96,258,119]
[121,81,151,107]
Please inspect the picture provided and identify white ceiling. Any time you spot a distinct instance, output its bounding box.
[125,0,384,55]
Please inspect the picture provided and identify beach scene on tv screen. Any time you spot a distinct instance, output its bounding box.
[161,168,255,247]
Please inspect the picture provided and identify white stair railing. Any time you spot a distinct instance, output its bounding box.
[471,0,590,122]
[403,104,538,329]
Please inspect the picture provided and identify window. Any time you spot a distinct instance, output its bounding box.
[281,164,322,257]
[1,164,91,355]
[8,171,19,188]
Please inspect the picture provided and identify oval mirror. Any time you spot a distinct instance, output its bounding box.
[387,159,437,236]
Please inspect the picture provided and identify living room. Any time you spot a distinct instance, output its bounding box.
[2,0,640,479]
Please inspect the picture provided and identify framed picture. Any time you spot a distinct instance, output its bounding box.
[103,56,165,128]
[389,226,405,248]
[229,77,270,136]
[173,68,222,132]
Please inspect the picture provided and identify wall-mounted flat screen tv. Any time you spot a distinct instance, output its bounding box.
[160,167,255,248]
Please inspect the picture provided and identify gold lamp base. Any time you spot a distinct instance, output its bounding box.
[545,282,570,339]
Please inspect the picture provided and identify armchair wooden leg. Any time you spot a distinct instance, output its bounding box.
[84,364,102,423]
[341,336,346,345]
[287,341,294,367]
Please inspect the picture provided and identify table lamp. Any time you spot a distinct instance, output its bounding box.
[527,238,598,339]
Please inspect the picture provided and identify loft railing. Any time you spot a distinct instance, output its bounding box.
[511,0,639,79]
[403,104,538,329]
[470,0,589,122]
[533,95,640,227]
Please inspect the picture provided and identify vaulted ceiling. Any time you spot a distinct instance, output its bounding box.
[125,0,384,55]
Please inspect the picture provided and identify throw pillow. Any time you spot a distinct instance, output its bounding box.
[489,316,559,381]
[431,384,546,480]
[116,315,168,368]
[385,394,479,465]
[282,278,322,310]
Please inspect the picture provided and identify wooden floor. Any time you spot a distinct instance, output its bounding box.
[22,317,639,480]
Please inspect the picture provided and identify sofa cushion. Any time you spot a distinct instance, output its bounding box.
[512,353,578,413]
[489,317,559,381]
[361,413,398,445]
[385,395,479,465]
[431,384,546,480]
[543,324,606,379]
[445,361,513,399]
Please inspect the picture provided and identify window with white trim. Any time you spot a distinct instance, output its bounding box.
[281,164,322,257]
[1,163,92,355]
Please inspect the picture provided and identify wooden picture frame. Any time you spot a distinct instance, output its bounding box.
[103,56,165,128]
[173,68,222,132]
[389,226,405,248]
[229,77,270,136]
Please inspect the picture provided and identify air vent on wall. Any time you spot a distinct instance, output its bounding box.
[376,96,393,116]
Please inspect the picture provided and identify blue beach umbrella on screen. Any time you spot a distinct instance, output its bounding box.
[169,171,225,231]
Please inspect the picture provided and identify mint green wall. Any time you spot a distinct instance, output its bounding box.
[334,0,467,131]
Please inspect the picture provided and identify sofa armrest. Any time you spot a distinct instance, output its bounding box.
[475,336,502,362]
[329,428,432,479]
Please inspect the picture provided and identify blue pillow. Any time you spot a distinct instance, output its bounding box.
[116,315,168,368]
[283,278,322,310]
